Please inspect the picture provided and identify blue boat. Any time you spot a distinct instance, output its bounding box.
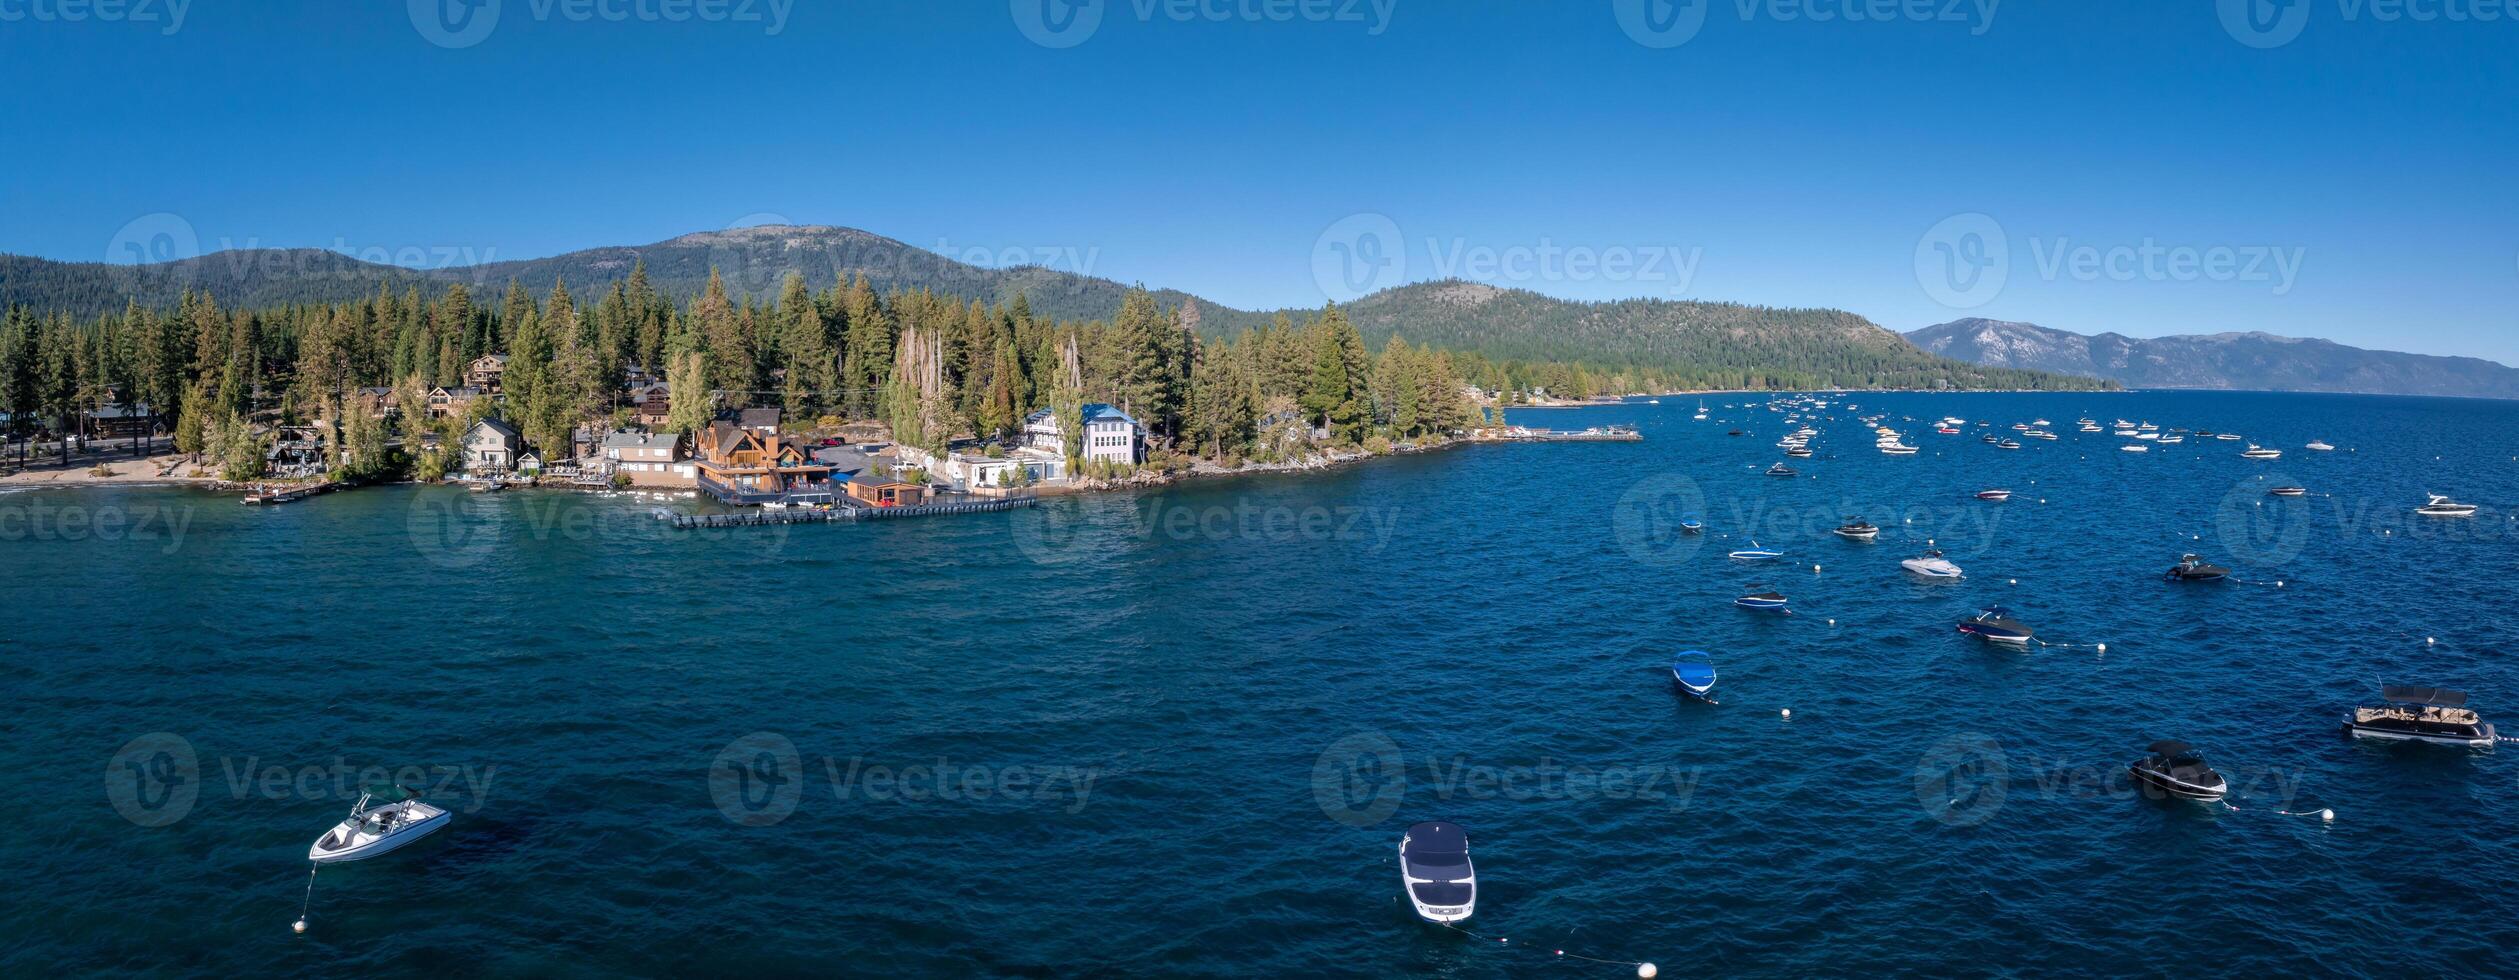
[1672,652,1718,702]
[1679,514,1704,533]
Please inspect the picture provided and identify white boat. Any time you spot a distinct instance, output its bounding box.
[2135,432,2159,441]
[2155,435,2183,444]
[2120,444,2149,453]
[2241,445,2282,460]
[309,790,450,864]
[2343,686,2496,747]
[2216,433,2243,441]
[1399,822,1476,923]
[1879,443,1918,455]
[2415,495,2478,517]
[1902,549,1964,579]
[2306,439,2335,451]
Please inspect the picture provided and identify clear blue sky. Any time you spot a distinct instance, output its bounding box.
[2,1,2512,360]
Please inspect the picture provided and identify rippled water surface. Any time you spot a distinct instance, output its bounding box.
[6,390,2518,977]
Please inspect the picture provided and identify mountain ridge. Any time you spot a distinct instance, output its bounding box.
[1907,317,2519,399]
[1,224,2104,390]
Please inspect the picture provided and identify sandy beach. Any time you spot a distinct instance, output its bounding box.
[0,452,217,488]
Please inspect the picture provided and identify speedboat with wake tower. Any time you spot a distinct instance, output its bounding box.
[1398,822,1477,923]
[2163,555,2231,582]
[1902,548,1963,579]
[1956,606,2034,646]
[2128,741,2229,801]
[309,787,450,864]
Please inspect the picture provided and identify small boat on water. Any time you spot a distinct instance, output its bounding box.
[1728,542,1784,561]
[1671,651,1718,701]
[1679,514,1704,534]
[2216,433,2244,441]
[2269,486,2307,497]
[2306,439,2335,451]
[1902,549,1964,579]
[2155,435,2183,444]
[2120,444,2149,453]
[2128,741,2229,801]
[1996,438,2021,450]
[1975,489,2013,502]
[2241,445,2282,460]
[1734,590,1790,611]
[2163,554,2231,582]
[2025,429,2058,440]
[1956,606,2034,646]
[1982,435,2003,444]
[1833,518,1879,540]
[2343,686,2497,748]
[2415,495,2478,517]
[2080,423,2103,433]
[310,788,450,864]
[1937,426,1961,435]
[1766,462,1798,477]
[1785,446,1813,458]
[469,480,505,493]
[1879,442,1919,455]
[1398,822,1476,923]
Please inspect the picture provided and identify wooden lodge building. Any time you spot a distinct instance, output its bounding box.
[693,410,836,505]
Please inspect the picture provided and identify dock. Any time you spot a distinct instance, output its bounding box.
[235,482,344,506]
[662,495,1037,529]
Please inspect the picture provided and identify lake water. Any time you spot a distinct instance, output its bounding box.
[6,390,2517,976]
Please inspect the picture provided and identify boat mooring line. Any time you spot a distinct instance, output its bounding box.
[1431,918,1658,977]
[294,863,318,934]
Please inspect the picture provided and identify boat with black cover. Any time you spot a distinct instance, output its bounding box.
[2128,741,2228,800]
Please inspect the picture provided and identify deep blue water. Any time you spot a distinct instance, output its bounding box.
[6,390,2518,977]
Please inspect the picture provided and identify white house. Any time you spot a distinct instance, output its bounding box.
[461,418,523,473]
[1024,403,1142,466]
[896,442,1065,489]
[601,430,696,488]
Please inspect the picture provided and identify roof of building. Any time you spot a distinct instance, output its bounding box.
[847,470,921,489]
[602,431,682,450]
[731,407,781,429]
[470,418,521,439]
[88,404,155,419]
[1024,403,1140,427]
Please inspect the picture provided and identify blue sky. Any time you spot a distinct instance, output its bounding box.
[1,1,2512,360]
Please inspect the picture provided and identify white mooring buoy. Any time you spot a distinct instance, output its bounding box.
[293,919,307,935]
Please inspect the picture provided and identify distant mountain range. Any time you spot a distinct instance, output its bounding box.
[0,225,2105,390]
[1907,318,2519,400]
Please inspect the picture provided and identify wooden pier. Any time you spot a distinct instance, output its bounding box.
[236,481,344,506]
[663,495,1037,529]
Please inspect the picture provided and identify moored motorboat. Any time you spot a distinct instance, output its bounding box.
[2241,444,2282,460]
[2343,686,2497,747]
[1398,822,1477,923]
[2269,486,2307,497]
[2120,444,2149,453]
[1901,549,1963,579]
[2163,554,2231,582]
[1996,438,2021,450]
[1832,518,1879,540]
[2128,741,2229,801]
[2415,495,2478,517]
[2306,439,2335,451]
[1975,489,2013,502]
[1728,542,1784,561]
[1679,514,1704,533]
[309,788,451,864]
[1734,590,1789,611]
[1671,651,1718,701]
[1766,462,1798,477]
[1956,606,2034,646]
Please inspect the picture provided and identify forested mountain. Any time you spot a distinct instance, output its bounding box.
[1345,280,2106,391]
[1,225,2107,393]
[1908,318,2519,399]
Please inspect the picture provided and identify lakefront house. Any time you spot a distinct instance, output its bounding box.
[692,411,835,505]
[460,418,523,473]
[601,430,697,488]
[1023,403,1143,466]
